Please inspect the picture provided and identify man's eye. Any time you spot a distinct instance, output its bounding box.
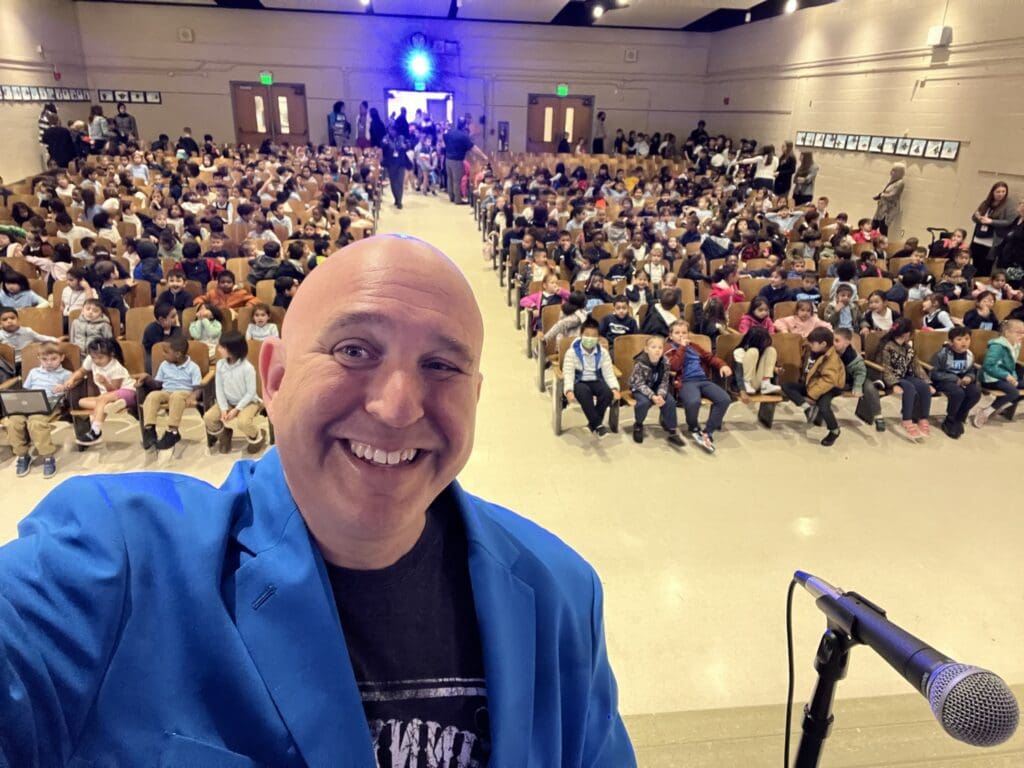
[336,345,371,360]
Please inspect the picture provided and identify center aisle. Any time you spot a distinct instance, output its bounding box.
[372,192,1024,724]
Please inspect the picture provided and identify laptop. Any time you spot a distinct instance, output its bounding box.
[0,389,65,417]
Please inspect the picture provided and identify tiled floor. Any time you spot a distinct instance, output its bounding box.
[3,191,1022,764]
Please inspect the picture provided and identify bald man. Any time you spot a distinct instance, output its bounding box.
[0,236,636,767]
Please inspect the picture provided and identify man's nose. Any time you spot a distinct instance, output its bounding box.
[365,366,425,429]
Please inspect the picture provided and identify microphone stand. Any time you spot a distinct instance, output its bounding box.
[794,622,859,768]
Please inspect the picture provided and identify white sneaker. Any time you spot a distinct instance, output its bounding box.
[973,408,992,428]
[760,382,782,395]
[743,382,757,395]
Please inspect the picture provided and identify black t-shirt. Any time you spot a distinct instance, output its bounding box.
[327,492,491,768]
[444,130,474,161]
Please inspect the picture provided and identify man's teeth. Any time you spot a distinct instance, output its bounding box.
[349,442,418,465]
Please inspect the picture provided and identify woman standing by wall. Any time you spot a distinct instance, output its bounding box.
[791,151,818,206]
[774,140,796,198]
[737,144,778,191]
[871,162,906,236]
[992,199,1024,286]
[970,181,1014,276]
[87,106,112,155]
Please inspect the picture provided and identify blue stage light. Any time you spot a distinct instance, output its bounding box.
[406,49,433,81]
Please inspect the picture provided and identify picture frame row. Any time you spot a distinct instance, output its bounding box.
[97,89,162,105]
[795,131,960,161]
[0,85,91,103]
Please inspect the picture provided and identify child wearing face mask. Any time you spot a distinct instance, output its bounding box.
[562,318,620,438]
[628,335,684,446]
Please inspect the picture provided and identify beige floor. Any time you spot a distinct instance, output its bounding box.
[2,191,1022,764]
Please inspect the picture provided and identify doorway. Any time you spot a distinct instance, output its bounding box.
[230,81,309,148]
[384,89,454,127]
[526,94,593,154]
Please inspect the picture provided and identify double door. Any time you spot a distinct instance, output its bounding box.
[526,95,593,154]
[230,81,309,147]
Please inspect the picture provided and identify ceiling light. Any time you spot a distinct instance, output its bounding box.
[744,11,751,22]
[784,0,798,13]
[359,0,370,5]
[615,0,629,5]
[593,5,604,18]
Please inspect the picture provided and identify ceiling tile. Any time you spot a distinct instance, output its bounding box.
[457,0,568,23]
[371,0,452,16]
[595,0,751,28]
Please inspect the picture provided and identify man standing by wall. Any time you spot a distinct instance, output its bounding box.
[443,118,486,205]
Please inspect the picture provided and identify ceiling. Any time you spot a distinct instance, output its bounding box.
[79,0,838,32]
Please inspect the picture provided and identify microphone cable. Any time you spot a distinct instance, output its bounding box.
[784,577,798,768]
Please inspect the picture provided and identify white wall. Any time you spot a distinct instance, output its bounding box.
[0,0,90,182]
[704,0,1024,240]
[72,3,710,153]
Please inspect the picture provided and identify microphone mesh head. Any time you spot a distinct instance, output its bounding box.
[927,663,1019,747]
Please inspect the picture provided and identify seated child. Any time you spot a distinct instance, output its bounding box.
[7,341,71,478]
[860,290,899,335]
[694,297,728,350]
[738,296,776,334]
[189,301,224,361]
[733,326,781,395]
[775,300,830,337]
[64,337,138,446]
[204,331,264,454]
[274,275,299,309]
[929,326,981,439]
[709,265,745,309]
[974,318,1024,427]
[94,261,132,327]
[833,328,882,430]
[0,307,58,368]
[962,291,998,331]
[972,270,1023,302]
[640,289,679,337]
[543,291,589,347]
[628,335,684,446]
[625,270,653,315]
[142,302,184,371]
[933,264,967,303]
[599,296,638,353]
[245,303,280,342]
[0,272,48,309]
[561,318,620,437]
[756,268,792,311]
[155,268,195,314]
[60,266,95,326]
[140,334,203,451]
[132,240,163,297]
[823,284,862,332]
[193,270,259,312]
[583,273,613,312]
[664,320,732,452]
[920,293,954,331]
[70,298,114,355]
[792,271,822,307]
[878,319,933,440]
[782,326,846,446]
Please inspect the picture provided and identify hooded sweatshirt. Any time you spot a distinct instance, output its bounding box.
[70,315,114,353]
[627,351,671,401]
[981,336,1021,384]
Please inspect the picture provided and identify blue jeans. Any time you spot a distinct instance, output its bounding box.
[932,379,982,423]
[898,377,931,421]
[634,392,677,432]
[679,379,731,434]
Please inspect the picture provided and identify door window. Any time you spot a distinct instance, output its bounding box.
[254,95,266,133]
[277,96,290,134]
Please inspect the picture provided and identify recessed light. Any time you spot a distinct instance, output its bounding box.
[593,5,605,18]
[784,0,798,13]
[744,11,751,22]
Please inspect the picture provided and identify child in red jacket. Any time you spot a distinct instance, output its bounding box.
[665,320,733,453]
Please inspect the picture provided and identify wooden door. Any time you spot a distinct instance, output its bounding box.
[526,95,593,154]
[230,81,309,148]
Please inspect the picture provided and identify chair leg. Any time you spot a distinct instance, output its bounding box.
[609,401,620,433]
[514,306,522,331]
[757,401,777,429]
[552,380,564,436]
[538,352,547,392]
[526,323,534,359]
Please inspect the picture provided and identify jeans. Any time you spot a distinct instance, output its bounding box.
[933,379,982,423]
[679,379,731,434]
[783,382,841,431]
[388,166,405,207]
[573,379,612,430]
[634,392,677,432]
[985,378,1020,412]
[897,377,931,420]
[445,158,465,202]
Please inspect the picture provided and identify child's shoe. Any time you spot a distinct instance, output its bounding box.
[15,455,30,477]
[156,430,181,450]
[917,419,930,437]
[42,457,56,479]
[142,425,158,450]
[901,420,922,440]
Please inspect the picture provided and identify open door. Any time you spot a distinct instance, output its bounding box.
[230,81,309,147]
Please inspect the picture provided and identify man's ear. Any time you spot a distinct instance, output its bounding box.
[259,336,286,418]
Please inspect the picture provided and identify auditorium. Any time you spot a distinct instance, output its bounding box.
[0,0,1022,765]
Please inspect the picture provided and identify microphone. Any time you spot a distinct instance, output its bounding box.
[794,570,1019,747]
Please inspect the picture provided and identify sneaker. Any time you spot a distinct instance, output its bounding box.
[820,429,841,447]
[953,420,966,438]
[594,425,610,438]
[142,425,158,450]
[155,430,181,450]
[42,457,56,479]
[875,418,886,432]
[760,381,782,395]
[689,429,705,449]
[218,428,234,454]
[743,382,757,395]
[700,431,717,454]
[633,424,644,444]
[76,429,103,446]
[941,420,959,440]
[917,419,930,437]
[15,455,31,477]
[901,420,922,440]
[804,405,819,424]
[972,408,992,429]
[666,431,685,447]
[104,399,127,416]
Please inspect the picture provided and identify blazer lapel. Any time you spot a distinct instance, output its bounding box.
[231,451,373,768]
[455,484,537,767]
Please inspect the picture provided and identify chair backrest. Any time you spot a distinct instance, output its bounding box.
[708,258,726,275]
[589,302,616,324]
[688,333,714,355]
[255,280,275,306]
[236,304,286,334]
[772,332,805,384]
[818,257,834,277]
[912,330,949,366]
[745,259,772,273]
[727,301,750,330]
[0,343,13,372]
[119,339,147,376]
[994,300,1021,322]
[246,338,264,397]
[739,277,769,301]
[125,306,155,343]
[819,277,836,299]
[611,333,653,390]
[598,258,617,275]
[970,329,1000,364]
[858,277,893,296]
[903,300,924,329]
[29,278,48,300]
[16,307,62,339]
[3,257,39,280]
[888,256,913,275]
[947,299,974,321]
[184,280,203,298]
[227,257,251,284]
[152,340,210,378]
[715,331,742,368]
[863,330,886,362]
[19,341,80,374]
[773,301,797,319]
[925,258,946,282]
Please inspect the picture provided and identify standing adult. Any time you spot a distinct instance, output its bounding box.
[737,144,778,191]
[443,118,486,204]
[87,105,111,154]
[380,128,412,210]
[688,119,709,146]
[393,107,409,139]
[41,121,77,169]
[37,102,59,147]
[327,101,350,148]
[0,235,636,767]
[354,101,371,149]
[112,102,139,143]
[774,140,796,198]
[992,199,1024,286]
[871,162,906,236]
[970,181,1014,276]
[368,108,386,148]
[176,127,200,157]
[791,151,819,206]
[593,111,607,155]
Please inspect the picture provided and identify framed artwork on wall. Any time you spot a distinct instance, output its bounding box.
[940,141,960,161]
[1,86,12,101]
[129,91,145,103]
[909,139,926,157]
[882,137,897,154]
[98,89,114,102]
[28,86,40,100]
[813,132,825,147]
[895,138,911,155]
[824,133,835,148]
[924,140,942,159]
[835,133,847,148]
[847,135,861,150]
[869,136,884,153]
[145,91,162,104]
[11,86,25,101]
[114,90,129,103]
[857,135,871,151]
[796,131,807,146]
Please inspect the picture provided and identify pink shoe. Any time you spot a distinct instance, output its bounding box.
[917,419,930,437]
[901,420,922,440]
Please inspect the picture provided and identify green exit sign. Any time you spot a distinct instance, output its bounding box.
[556,84,569,97]
[259,71,273,85]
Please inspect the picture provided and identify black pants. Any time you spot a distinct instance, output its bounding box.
[871,218,889,236]
[970,241,993,277]
[933,378,981,424]
[986,378,1020,412]
[752,178,773,191]
[793,193,813,206]
[783,382,841,431]
[573,379,612,430]
[592,138,605,155]
[388,166,405,207]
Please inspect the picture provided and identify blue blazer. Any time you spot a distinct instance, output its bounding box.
[0,449,635,767]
